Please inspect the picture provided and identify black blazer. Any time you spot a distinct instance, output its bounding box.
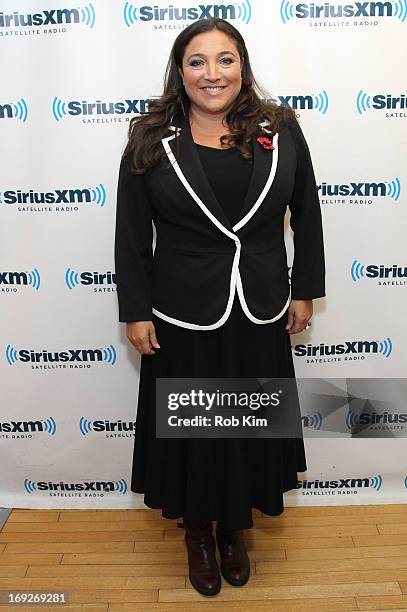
[114,113,325,329]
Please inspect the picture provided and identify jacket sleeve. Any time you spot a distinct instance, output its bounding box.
[114,156,154,322]
[288,122,326,300]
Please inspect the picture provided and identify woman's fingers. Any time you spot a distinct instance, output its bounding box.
[287,314,308,334]
[137,330,157,355]
[286,300,313,334]
[148,325,161,350]
[126,321,160,355]
[285,308,295,332]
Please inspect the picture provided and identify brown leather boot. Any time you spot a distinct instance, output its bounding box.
[215,522,250,586]
[178,521,221,596]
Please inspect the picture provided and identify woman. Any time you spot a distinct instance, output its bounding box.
[114,17,325,597]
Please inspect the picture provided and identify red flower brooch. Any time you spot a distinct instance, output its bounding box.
[257,135,274,150]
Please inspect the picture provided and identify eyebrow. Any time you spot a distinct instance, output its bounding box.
[185,50,237,61]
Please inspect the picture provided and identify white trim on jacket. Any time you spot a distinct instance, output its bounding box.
[152,126,289,330]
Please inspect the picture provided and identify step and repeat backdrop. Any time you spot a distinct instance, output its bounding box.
[1,0,406,509]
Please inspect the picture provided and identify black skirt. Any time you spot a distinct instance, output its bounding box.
[130,291,307,530]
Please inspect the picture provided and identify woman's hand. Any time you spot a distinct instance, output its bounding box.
[126,321,161,355]
[285,299,313,335]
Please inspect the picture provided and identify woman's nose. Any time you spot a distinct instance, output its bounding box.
[204,62,221,81]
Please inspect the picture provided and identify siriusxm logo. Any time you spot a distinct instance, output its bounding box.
[347,410,407,428]
[0,5,96,30]
[0,98,28,122]
[319,178,401,202]
[357,91,407,115]
[0,269,41,291]
[123,0,252,26]
[65,269,116,290]
[280,1,406,23]
[24,478,128,495]
[0,185,106,210]
[351,260,407,284]
[294,338,393,361]
[79,417,136,436]
[0,417,56,435]
[297,474,383,492]
[5,344,117,367]
[302,412,324,429]
[52,97,149,121]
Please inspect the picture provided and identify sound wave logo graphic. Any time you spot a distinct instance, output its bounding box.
[52,97,67,121]
[347,411,358,428]
[386,177,401,200]
[42,417,57,435]
[65,268,79,289]
[370,474,383,491]
[115,479,128,494]
[24,479,37,494]
[356,90,372,114]
[303,412,323,429]
[91,184,106,206]
[280,0,294,23]
[123,1,138,25]
[5,345,18,365]
[378,338,393,357]
[81,2,96,28]
[312,90,329,114]
[351,259,365,281]
[236,0,252,23]
[79,417,93,436]
[28,268,41,290]
[395,0,407,21]
[12,98,28,122]
[103,345,117,365]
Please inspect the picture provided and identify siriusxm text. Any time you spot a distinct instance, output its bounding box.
[295,2,394,19]
[2,189,93,205]
[33,481,119,491]
[319,182,389,196]
[297,478,378,488]
[0,9,80,27]
[294,341,383,357]
[128,4,237,21]
[17,349,105,363]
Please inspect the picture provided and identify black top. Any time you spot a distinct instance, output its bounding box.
[195,143,253,227]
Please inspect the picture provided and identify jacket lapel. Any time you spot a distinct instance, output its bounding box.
[166,113,235,233]
[161,113,277,236]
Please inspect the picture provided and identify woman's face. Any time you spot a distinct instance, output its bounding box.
[179,29,242,117]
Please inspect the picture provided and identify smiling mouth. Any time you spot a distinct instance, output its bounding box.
[201,86,226,94]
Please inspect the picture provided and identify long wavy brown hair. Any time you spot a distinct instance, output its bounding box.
[123,17,298,174]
